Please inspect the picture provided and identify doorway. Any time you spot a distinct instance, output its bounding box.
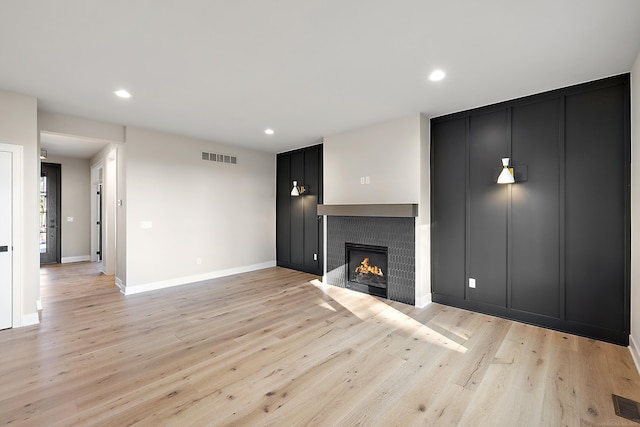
[40,162,61,265]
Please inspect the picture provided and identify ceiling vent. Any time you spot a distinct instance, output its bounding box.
[201,151,237,165]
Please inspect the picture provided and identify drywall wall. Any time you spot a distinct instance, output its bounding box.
[0,90,39,325]
[631,51,640,368]
[39,111,125,143]
[43,155,91,262]
[323,115,421,204]
[124,127,275,292]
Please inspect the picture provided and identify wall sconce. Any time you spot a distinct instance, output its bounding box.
[39,149,47,160]
[497,157,515,184]
[291,180,307,196]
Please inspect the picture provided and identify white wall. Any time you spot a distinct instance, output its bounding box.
[39,112,125,143]
[44,155,91,262]
[324,115,421,204]
[323,114,430,306]
[0,91,39,325]
[123,127,275,293]
[630,51,640,370]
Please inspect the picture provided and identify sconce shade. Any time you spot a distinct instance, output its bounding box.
[497,157,515,184]
[291,181,300,196]
[40,149,47,160]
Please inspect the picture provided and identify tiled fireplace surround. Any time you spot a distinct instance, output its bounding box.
[320,205,417,305]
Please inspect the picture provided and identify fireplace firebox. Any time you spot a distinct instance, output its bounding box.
[345,243,388,298]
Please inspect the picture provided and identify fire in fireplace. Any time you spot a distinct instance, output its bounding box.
[345,243,388,298]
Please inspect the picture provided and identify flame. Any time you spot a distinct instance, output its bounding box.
[354,258,384,277]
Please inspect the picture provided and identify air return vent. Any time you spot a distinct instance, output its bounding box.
[201,151,237,164]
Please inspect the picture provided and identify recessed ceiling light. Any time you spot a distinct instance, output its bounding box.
[428,70,446,82]
[264,129,275,135]
[114,89,132,98]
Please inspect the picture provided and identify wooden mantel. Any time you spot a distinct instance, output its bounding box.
[316,204,418,218]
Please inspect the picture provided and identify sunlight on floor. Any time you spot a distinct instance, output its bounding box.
[309,279,467,353]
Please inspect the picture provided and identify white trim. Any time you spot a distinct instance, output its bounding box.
[415,294,432,309]
[630,335,640,376]
[115,277,125,295]
[123,261,277,295]
[36,299,42,311]
[61,255,91,264]
[21,312,39,326]
[0,143,23,328]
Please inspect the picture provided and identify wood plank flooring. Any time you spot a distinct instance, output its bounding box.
[1,262,639,426]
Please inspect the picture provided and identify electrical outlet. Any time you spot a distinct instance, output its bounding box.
[313,253,317,261]
[196,257,202,265]
[469,278,476,288]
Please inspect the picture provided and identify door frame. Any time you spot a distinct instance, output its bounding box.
[0,142,23,328]
[40,162,61,264]
[90,161,103,263]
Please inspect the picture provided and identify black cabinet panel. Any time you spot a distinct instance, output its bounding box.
[289,151,305,266]
[276,144,323,276]
[468,110,508,307]
[303,147,320,271]
[431,118,466,299]
[276,155,291,263]
[565,85,627,331]
[511,99,561,318]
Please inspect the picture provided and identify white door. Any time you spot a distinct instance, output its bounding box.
[0,151,12,329]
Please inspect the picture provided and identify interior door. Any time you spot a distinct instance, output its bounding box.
[40,162,61,265]
[0,151,12,329]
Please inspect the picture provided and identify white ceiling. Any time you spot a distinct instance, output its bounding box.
[2,1,640,154]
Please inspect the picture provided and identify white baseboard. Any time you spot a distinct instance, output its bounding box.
[115,277,125,295]
[123,261,277,296]
[415,293,432,309]
[61,255,92,264]
[630,335,640,376]
[21,312,40,327]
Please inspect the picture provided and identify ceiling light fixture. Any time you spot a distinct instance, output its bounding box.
[429,69,446,82]
[264,128,275,135]
[114,89,132,98]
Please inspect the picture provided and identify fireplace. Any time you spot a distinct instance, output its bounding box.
[345,243,388,298]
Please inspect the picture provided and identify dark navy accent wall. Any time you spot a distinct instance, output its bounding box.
[431,74,630,346]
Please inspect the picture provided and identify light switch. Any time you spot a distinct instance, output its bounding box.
[141,221,153,229]
[67,217,74,222]
[469,278,476,288]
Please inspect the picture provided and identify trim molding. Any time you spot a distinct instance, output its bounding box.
[61,255,91,264]
[115,277,125,295]
[318,204,418,218]
[21,312,39,327]
[415,293,432,309]
[123,261,277,296]
[630,335,640,375]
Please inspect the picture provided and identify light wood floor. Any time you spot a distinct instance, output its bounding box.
[1,263,639,426]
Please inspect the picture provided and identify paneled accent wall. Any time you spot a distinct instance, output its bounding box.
[276,144,323,276]
[326,216,415,305]
[431,74,630,345]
